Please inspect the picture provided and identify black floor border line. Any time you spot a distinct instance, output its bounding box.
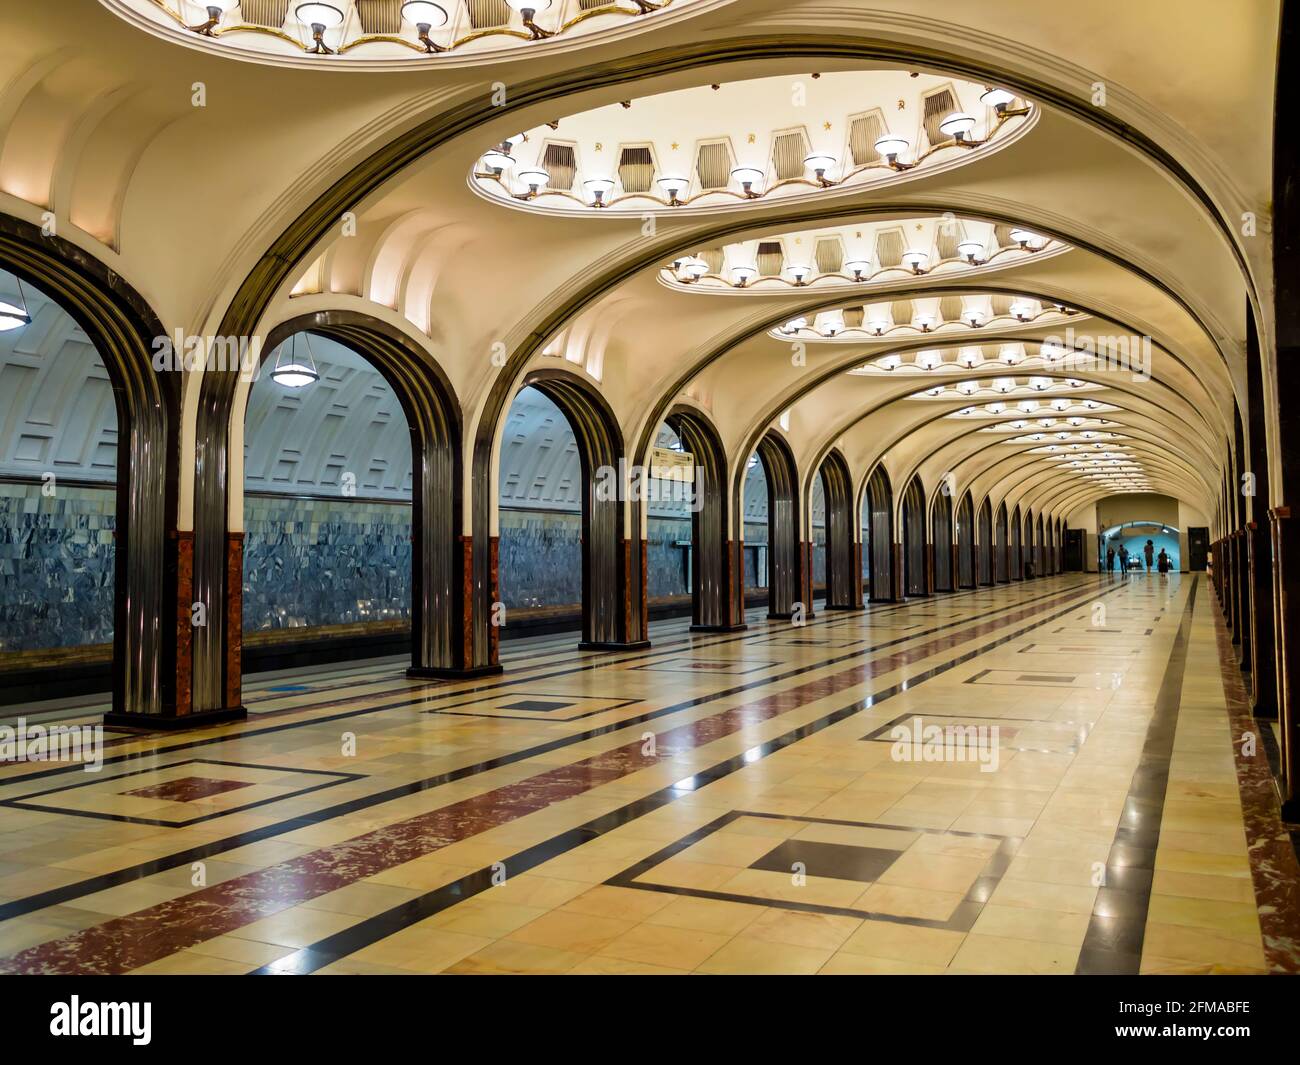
[0,580,1084,790]
[233,586,964,715]
[250,579,1130,975]
[0,757,367,828]
[1073,575,1198,975]
[13,583,977,749]
[600,809,1018,934]
[0,579,1098,925]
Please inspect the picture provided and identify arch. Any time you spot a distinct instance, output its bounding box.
[931,488,955,593]
[1023,509,1036,578]
[665,405,739,631]
[522,369,646,650]
[956,491,975,589]
[1036,513,1046,577]
[864,465,896,602]
[818,449,860,610]
[252,313,469,687]
[1010,504,1023,581]
[994,500,1010,583]
[977,497,994,586]
[902,475,928,597]
[193,38,1259,682]
[0,214,185,724]
[741,431,803,620]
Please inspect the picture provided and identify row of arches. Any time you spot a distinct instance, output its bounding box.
[1,215,1064,727]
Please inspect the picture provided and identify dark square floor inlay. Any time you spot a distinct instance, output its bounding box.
[1017,674,1075,683]
[750,838,900,883]
[122,776,253,802]
[499,699,573,713]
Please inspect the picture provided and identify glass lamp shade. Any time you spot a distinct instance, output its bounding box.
[656,175,688,197]
[1009,228,1043,247]
[877,354,902,370]
[957,240,985,261]
[583,176,616,198]
[730,264,759,284]
[730,166,764,188]
[843,259,870,278]
[787,264,812,283]
[517,168,549,189]
[271,362,319,388]
[803,152,836,173]
[868,319,889,334]
[964,310,986,327]
[902,250,929,270]
[981,88,1017,109]
[401,1,449,27]
[913,313,938,330]
[296,3,345,28]
[0,300,30,331]
[201,0,240,10]
[1010,301,1036,320]
[783,317,808,332]
[957,381,978,395]
[939,112,977,138]
[873,134,909,159]
[682,258,710,279]
[481,148,513,171]
[506,0,552,11]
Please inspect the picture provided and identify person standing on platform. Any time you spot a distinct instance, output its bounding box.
[1107,546,1116,576]
[1119,545,1130,576]
[1144,539,1155,573]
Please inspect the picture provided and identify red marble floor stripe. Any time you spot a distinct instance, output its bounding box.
[1210,600,1300,973]
[0,585,1091,975]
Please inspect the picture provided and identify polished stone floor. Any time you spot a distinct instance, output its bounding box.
[1,574,1297,975]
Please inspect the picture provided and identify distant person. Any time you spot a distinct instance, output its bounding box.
[1106,546,1116,575]
[1118,545,1130,576]
[1157,548,1170,574]
[1144,539,1155,572]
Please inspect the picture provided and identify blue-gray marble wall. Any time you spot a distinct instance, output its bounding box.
[0,482,115,652]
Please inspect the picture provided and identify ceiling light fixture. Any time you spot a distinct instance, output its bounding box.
[583,176,615,206]
[506,0,555,39]
[731,264,759,287]
[296,3,345,54]
[481,144,513,174]
[731,166,765,198]
[401,2,449,51]
[803,152,837,186]
[682,257,710,281]
[957,240,987,264]
[938,112,979,144]
[516,167,549,198]
[873,135,912,169]
[787,264,812,285]
[980,88,1029,117]
[902,249,929,274]
[657,174,687,205]
[844,259,870,281]
[1009,228,1045,251]
[270,333,320,389]
[187,0,239,36]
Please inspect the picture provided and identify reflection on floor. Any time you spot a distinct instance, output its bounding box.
[0,574,1297,975]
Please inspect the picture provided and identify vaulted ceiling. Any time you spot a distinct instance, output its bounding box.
[0,0,1278,534]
